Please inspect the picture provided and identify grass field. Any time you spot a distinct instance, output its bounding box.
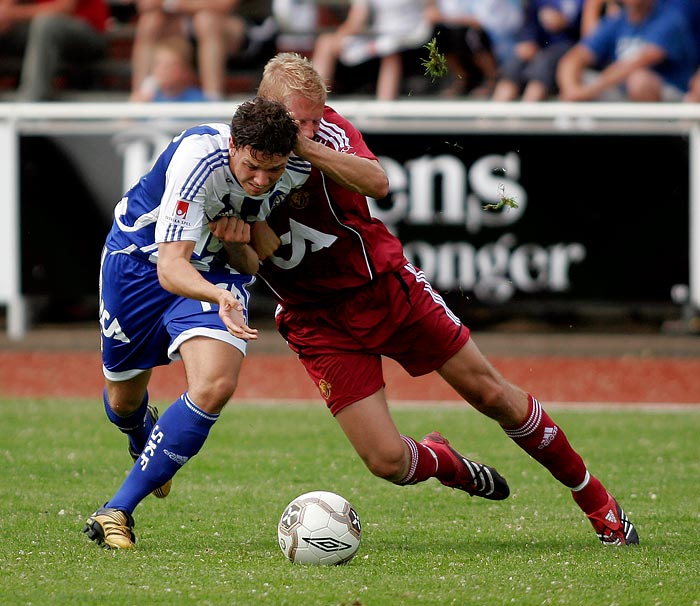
[1,398,699,606]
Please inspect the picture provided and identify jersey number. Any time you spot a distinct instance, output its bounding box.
[269,219,337,269]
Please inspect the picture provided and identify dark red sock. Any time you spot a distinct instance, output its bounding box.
[504,394,589,488]
[395,435,439,485]
[571,474,610,514]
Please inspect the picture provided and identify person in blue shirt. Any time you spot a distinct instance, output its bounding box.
[130,36,208,102]
[665,0,700,101]
[557,0,696,101]
[491,0,584,101]
[83,97,310,549]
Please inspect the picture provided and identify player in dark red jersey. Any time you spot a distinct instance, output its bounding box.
[251,52,638,545]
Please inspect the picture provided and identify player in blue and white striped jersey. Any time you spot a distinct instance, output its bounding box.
[84,98,310,549]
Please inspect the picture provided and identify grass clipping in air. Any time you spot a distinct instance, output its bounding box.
[484,184,519,211]
[422,37,448,81]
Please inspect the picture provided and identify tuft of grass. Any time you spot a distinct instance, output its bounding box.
[1,398,699,605]
[421,37,448,82]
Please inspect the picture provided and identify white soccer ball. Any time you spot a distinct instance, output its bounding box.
[277,490,362,565]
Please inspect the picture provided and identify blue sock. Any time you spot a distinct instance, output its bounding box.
[106,393,219,513]
[103,389,153,455]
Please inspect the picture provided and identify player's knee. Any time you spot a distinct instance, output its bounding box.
[105,399,140,417]
[189,376,237,413]
[362,448,406,482]
[470,380,531,426]
[626,71,661,102]
[469,380,513,418]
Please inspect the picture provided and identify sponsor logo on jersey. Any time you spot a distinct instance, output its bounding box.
[318,379,331,400]
[176,200,190,218]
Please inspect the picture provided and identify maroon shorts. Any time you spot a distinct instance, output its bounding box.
[275,263,470,415]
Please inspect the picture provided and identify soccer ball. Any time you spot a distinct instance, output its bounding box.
[277,491,362,565]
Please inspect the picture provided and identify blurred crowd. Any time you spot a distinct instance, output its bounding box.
[0,0,698,102]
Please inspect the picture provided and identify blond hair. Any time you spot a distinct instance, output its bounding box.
[258,52,328,105]
[154,36,196,70]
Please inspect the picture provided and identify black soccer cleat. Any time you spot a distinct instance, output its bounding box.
[586,493,639,546]
[421,431,510,500]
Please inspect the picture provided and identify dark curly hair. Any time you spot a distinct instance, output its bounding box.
[230,97,297,159]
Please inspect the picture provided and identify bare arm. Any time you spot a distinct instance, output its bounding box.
[250,221,281,261]
[558,42,666,101]
[590,45,666,93]
[335,1,370,37]
[580,0,621,37]
[557,44,595,100]
[208,216,260,275]
[580,0,605,36]
[157,239,258,340]
[294,134,389,199]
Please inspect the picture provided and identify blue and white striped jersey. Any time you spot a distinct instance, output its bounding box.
[105,122,311,272]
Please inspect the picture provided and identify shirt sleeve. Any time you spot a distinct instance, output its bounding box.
[154,137,217,244]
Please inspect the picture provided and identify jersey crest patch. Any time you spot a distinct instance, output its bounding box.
[318,379,332,400]
[289,190,310,210]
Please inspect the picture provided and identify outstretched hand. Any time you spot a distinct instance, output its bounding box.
[218,291,258,341]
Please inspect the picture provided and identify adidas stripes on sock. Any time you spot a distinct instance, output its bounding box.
[106,392,219,513]
[395,435,439,485]
[503,394,587,487]
[504,394,609,513]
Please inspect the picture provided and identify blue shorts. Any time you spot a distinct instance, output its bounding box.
[99,249,254,381]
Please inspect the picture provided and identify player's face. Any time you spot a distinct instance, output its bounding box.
[285,94,324,139]
[229,141,289,196]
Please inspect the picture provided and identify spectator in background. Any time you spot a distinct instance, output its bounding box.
[130,35,208,101]
[0,0,109,101]
[272,0,318,54]
[557,0,696,101]
[424,0,522,98]
[580,0,621,36]
[130,0,275,101]
[684,68,700,102]
[666,0,700,101]
[667,0,700,56]
[458,0,524,82]
[491,0,584,102]
[311,0,433,100]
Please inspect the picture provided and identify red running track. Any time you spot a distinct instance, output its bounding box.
[2,351,700,405]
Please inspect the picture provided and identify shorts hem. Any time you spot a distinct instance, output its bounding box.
[169,327,248,360]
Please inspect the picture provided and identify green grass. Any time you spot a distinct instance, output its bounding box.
[1,398,699,606]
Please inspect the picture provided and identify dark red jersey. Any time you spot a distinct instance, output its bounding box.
[257,106,406,307]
